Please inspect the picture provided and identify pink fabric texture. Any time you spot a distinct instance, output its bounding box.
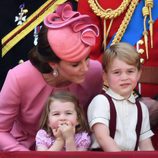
[44,3,99,62]
[36,129,91,150]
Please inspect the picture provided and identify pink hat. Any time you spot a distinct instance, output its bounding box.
[44,3,99,62]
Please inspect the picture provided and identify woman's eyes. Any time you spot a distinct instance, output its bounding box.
[71,57,89,67]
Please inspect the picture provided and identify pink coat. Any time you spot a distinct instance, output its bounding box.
[0,60,103,151]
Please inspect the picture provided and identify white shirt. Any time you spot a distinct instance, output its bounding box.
[88,89,154,151]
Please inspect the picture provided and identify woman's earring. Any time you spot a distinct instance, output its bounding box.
[52,68,59,77]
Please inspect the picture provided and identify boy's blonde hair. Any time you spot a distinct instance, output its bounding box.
[102,42,141,72]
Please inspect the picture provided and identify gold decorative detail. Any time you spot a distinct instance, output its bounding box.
[136,40,144,64]
[146,0,154,48]
[88,0,131,19]
[88,0,131,50]
[112,0,139,45]
[140,58,145,64]
[142,6,149,59]
[138,49,144,54]
[136,40,144,55]
[141,0,154,60]
[102,19,114,49]
[88,0,139,49]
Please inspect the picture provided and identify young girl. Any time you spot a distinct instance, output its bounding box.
[88,42,154,151]
[35,91,91,151]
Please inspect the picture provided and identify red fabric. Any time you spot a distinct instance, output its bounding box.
[78,0,158,150]
[152,128,158,150]
[140,20,158,98]
[0,151,158,158]
[78,0,158,98]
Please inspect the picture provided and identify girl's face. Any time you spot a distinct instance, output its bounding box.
[48,100,79,129]
[105,58,141,99]
[56,57,90,84]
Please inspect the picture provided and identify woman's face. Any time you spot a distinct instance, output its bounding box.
[56,56,90,84]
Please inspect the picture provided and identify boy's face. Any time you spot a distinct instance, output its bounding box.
[105,57,141,99]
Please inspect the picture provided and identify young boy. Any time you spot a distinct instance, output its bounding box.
[88,42,154,151]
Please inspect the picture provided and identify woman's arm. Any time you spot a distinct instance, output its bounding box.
[92,123,121,151]
[0,70,29,151]
[0,132,29,151]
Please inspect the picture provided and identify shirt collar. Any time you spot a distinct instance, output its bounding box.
[106,89,136,104]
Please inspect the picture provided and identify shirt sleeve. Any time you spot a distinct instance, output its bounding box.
[35,129,53,148]
[87,94,110,130]
[0,70,28,151]
[139,102,154,141]
[75,132,91,150]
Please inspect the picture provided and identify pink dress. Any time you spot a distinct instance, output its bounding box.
[36,129,91,150]
[0,60,102,151]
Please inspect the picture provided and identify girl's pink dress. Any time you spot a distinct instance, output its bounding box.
[36,129,91,150]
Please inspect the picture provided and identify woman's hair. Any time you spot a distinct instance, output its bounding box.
[28,3,99,73]
[28,25,61,73]
[102,42,141,72]
[39,91,89,135]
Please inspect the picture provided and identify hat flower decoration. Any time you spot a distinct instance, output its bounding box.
[44,3,99,62]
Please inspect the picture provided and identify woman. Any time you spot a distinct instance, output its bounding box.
[0,3,103,151]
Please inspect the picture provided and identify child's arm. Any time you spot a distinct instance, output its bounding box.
[92,123,121,151]
[36,128,64,151]
[59,122,77,151]
[64,135,76,151]
[47,128,64,151]
[139,138,155,151]
[36,138,64,151]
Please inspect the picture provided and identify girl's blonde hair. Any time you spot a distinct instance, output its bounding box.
[39,91,89,135]
[102,42,141,72]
